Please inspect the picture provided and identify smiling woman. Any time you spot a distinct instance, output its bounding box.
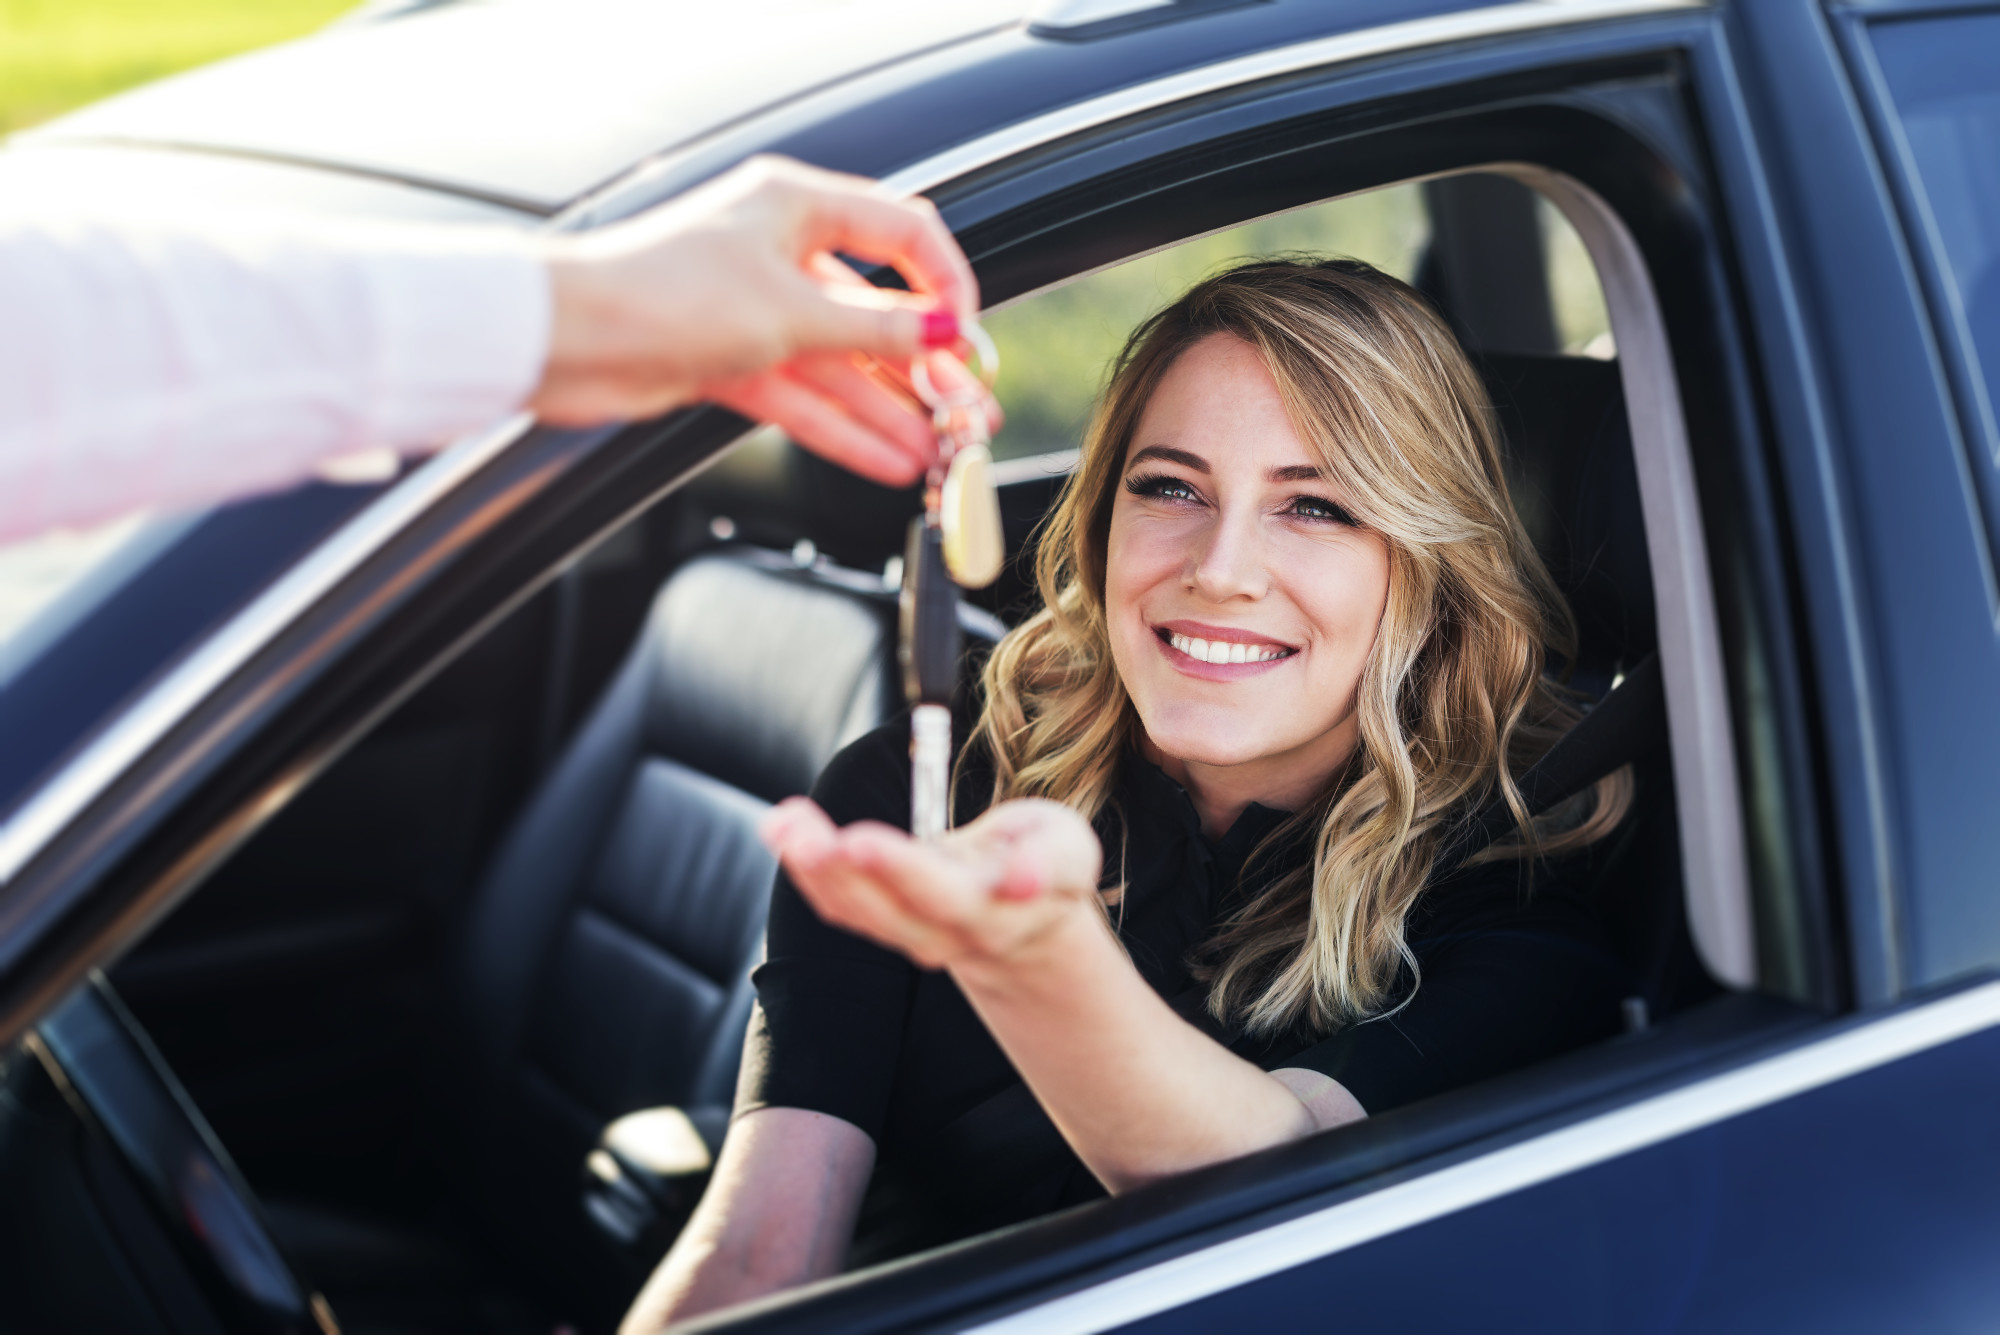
[622,259,1639,1331]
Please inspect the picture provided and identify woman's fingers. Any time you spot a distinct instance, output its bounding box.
[956,799,1104,897]
[783,352,935,471]
[707,369,929,488]
[760,158,980,318]
[765,805,970,963]
[764,798,1107,969]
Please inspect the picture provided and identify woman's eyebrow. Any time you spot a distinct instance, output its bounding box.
[1126,445,1207,472]
[1269,464,1326,482]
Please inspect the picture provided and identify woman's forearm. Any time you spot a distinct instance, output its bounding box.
[948,906,1362,1193]
[621,1108,874,1333]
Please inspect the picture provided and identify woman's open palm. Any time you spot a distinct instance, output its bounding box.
[762,795,1105,972]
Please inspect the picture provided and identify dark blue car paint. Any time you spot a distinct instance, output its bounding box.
[1731,0,2000,997]
[1120,1011,2000,1334]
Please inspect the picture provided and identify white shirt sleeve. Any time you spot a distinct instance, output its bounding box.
[0,214,551,545]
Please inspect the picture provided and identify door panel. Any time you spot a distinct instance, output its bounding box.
[1122,1019,2000,1333]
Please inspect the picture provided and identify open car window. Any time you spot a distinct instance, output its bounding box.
[988,180,1614,464]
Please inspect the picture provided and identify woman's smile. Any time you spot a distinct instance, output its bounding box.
[1153,620,1298,676]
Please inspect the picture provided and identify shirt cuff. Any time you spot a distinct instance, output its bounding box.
[363,228,551,453]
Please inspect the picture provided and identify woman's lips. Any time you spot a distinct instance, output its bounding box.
[1153,624,1297,678]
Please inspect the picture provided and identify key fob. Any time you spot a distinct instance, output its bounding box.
[940,441,1004,589]
[899,518,960,706]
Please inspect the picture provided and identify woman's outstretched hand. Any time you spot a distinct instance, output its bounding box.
[764,791,1366,1197]
[760,796,1106,974]
[532,155,1000,488]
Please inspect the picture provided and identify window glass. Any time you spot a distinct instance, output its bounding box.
[1541,193,1614,358]
[986,179,1612,460]
[0,482,385,823]
[988,185,1430,460]
[1870,13,2000,459]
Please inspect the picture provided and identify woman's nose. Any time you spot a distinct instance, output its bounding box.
[1186,505,1269,602]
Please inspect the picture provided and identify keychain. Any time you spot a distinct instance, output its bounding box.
[900,323,1001,841]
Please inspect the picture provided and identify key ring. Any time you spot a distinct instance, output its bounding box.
[911,319,999,417]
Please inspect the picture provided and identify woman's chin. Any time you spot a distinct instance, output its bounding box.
[1143,721,1298,773]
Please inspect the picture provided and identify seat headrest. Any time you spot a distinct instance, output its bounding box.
[636,552,901,803]
[1477,353,1656,676]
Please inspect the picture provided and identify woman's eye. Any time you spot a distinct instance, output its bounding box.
[1288,495,1358,525]
[1125,473,1200,504]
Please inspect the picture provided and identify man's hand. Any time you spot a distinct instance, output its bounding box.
[531,156,998,487]
[761,796,1106,974]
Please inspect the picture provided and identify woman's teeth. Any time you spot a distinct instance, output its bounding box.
[1166,632,1291,665]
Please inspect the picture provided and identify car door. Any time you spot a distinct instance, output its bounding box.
[603,4,1996,1330]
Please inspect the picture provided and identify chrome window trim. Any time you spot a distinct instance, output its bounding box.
[967,976,2000,1334]
[0,413,534,887]
[990,448,1080,487]
[1503,163,1757,988]
[878,0,1708,199]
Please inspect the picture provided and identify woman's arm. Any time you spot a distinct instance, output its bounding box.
[620,1107,875,1333]
[762,798,1365,1195]
[955,907,1365,1192]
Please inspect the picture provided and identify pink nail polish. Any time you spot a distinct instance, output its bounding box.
[920,309,960,348]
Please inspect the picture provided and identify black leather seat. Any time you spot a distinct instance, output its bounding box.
[1478,352,1717,1022]
[276,548,999,1330]
[445,549,939,1316]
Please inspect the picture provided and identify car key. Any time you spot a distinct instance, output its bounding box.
[901,325,1000,840]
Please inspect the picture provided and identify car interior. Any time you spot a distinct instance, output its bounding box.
[1,169,1738,1335]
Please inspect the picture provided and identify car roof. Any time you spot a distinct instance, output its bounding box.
[16,0,1031,215]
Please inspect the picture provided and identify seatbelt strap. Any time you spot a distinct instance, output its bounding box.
[1442,651,1665,872]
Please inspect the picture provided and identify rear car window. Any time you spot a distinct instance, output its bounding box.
[1867,12,2000,503]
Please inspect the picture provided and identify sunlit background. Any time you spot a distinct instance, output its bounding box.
[0,0,355,135]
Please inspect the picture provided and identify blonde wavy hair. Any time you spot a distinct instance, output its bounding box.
[969,258,1631,1037]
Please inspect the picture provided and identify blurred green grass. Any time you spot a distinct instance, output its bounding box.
[0,0,356,135]
[989,187,1434,459]
[987,185,1611,460]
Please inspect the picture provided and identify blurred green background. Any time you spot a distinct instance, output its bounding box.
[986,186,1610,459]
[0,0,353,135]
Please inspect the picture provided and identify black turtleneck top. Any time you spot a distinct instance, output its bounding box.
[741,717,1629,1258]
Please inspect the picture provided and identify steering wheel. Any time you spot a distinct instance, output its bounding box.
[32,975,335,1335]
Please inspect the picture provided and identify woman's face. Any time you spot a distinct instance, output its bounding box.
[1105,332,1392,803]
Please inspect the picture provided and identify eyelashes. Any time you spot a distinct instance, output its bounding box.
[1286,495,1360,526]
[1123,471,1359,527]
[1124,472,1199,503]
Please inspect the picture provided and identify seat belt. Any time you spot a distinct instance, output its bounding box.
[1442,651,1665,873]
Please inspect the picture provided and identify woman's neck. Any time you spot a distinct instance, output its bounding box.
[1138,724,1357,839]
